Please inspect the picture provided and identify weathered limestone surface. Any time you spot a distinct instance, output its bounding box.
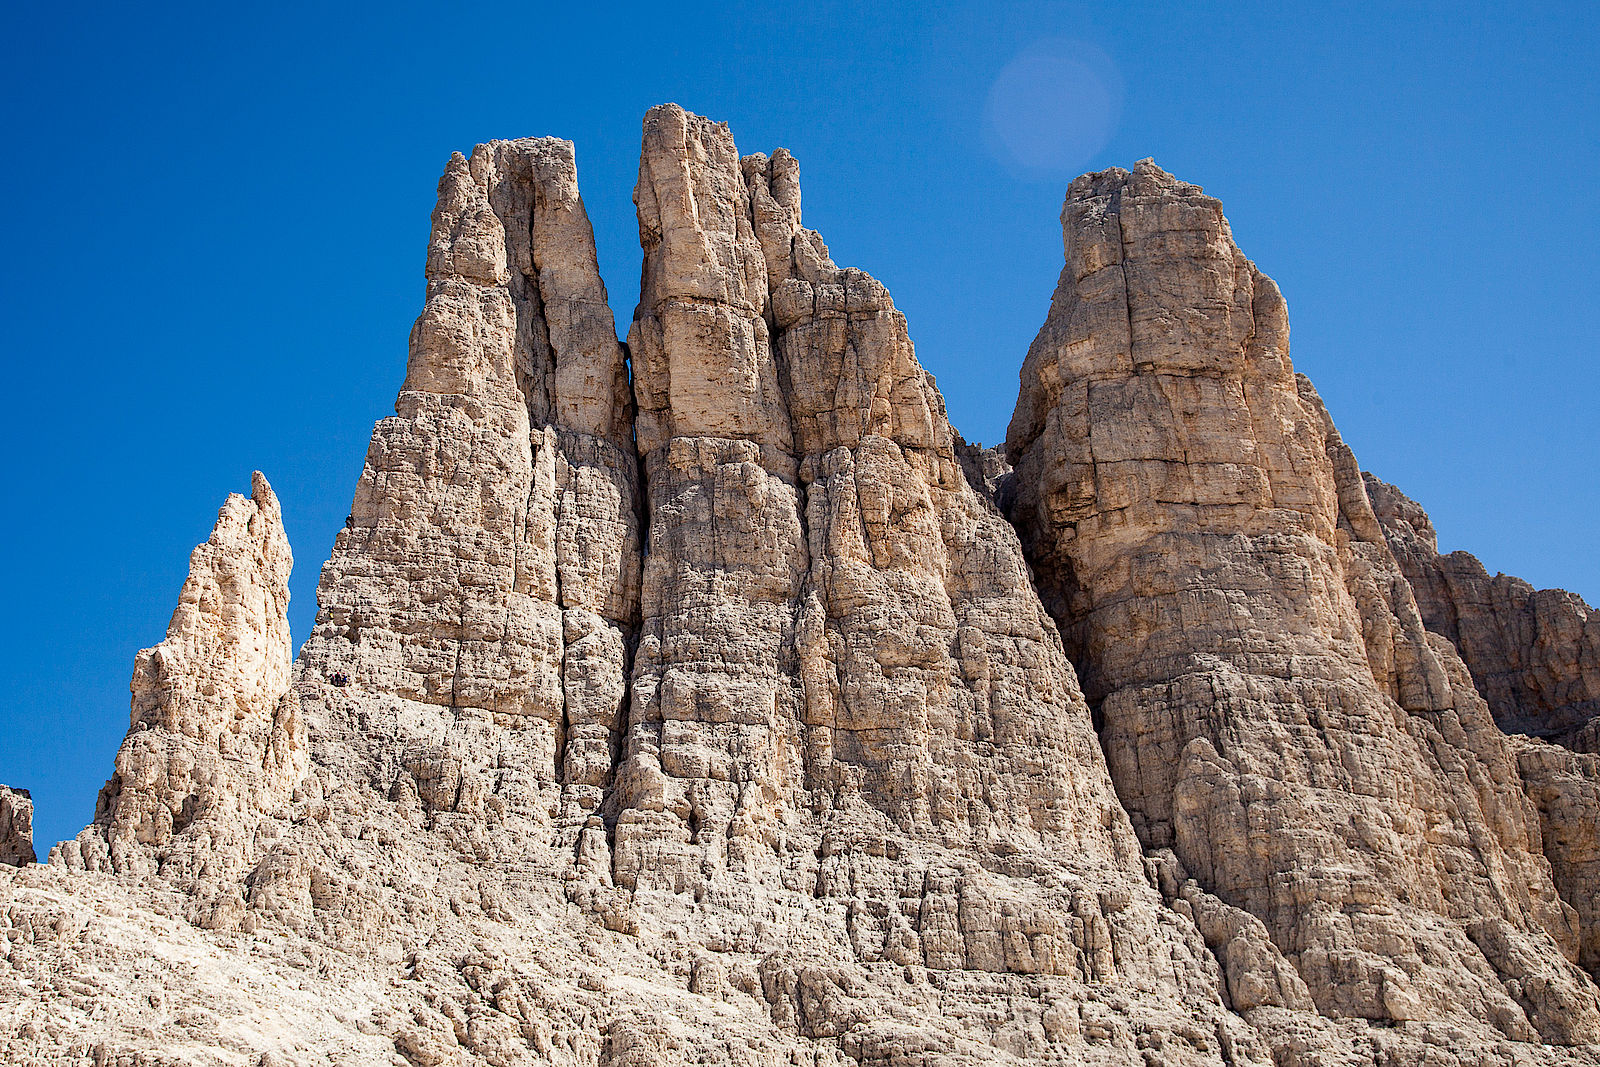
[613,105,1253,1063]
[0,787,35,867]
[5,119,1600,1066]
[294,136,641,842]
[1366,473,1600,748]
[1005,160,1600,1046]
[52,472,303,894]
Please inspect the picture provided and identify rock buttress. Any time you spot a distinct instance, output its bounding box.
[1005,160,1600,1043]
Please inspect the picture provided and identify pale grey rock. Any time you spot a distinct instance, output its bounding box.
[294,136,640,846]
[612,106,1258,1064]
[53,471,303,895]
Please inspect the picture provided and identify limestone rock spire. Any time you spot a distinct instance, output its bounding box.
[55,472,302,880]
[296,137,640,836]
[13,113,1600,1066]
[607,105,1256,1061]
[1005,159,1600,1041]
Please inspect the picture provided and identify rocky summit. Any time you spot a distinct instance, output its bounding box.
[3,106,1597,1066]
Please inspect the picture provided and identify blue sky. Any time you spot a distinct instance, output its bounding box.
[3,1,1596,852]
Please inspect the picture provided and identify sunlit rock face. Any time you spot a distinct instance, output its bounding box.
[52,472,303,897]
[1004,159,1600,1042]
[294,136,642,849]
[4,117,1600,1067]
[1366,472,1600,749]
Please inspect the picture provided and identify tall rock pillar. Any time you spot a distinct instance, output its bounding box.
[56,473,303,888]
[1005,160,1600,1042]
[297,140,639,839]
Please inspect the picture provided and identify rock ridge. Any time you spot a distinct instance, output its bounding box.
[1366,472,1600,748]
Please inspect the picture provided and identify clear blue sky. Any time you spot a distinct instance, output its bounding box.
[3,1,1596,852]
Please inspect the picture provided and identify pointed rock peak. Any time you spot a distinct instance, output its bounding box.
[618,107,1157,936]
[53,473,301,878]
[630,104,952,463]
[297,131,641,838]
[411,133,631,445]
[1005,158,1600,1040]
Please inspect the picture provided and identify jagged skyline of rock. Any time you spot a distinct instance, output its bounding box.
[4,104,1599,1064]
[12,8,1600,874]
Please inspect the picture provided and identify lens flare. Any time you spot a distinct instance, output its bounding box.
[984,39,1124,179]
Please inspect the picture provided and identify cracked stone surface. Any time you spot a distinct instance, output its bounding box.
[1366,472,1600,749]
[52,471,302,899]
[1004,160,1600,1048]
[3,117,1599,1066]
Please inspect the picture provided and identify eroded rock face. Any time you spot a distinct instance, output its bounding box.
[7,118,1600,1066]
[294,137,640,843]
[1004,160,1600,1043]
[612,105,1251,1062]
[1366,472,1600,748]
[0,787,35,867]
[1514,737,1600,977]
[53,472,302,888]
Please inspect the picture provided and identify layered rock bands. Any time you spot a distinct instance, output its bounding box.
[3,109,1598,1067]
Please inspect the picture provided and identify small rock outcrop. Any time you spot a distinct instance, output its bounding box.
[4,115,1600,1066]
[1366,472,1600,747]
[0,787,35,866]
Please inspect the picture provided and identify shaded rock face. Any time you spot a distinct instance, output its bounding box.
[1366,472,1600,747]
[0,787,35,867]
[5,114,1600,1066]
[1004,161,1600,1041]
[1514,737,1600,977]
